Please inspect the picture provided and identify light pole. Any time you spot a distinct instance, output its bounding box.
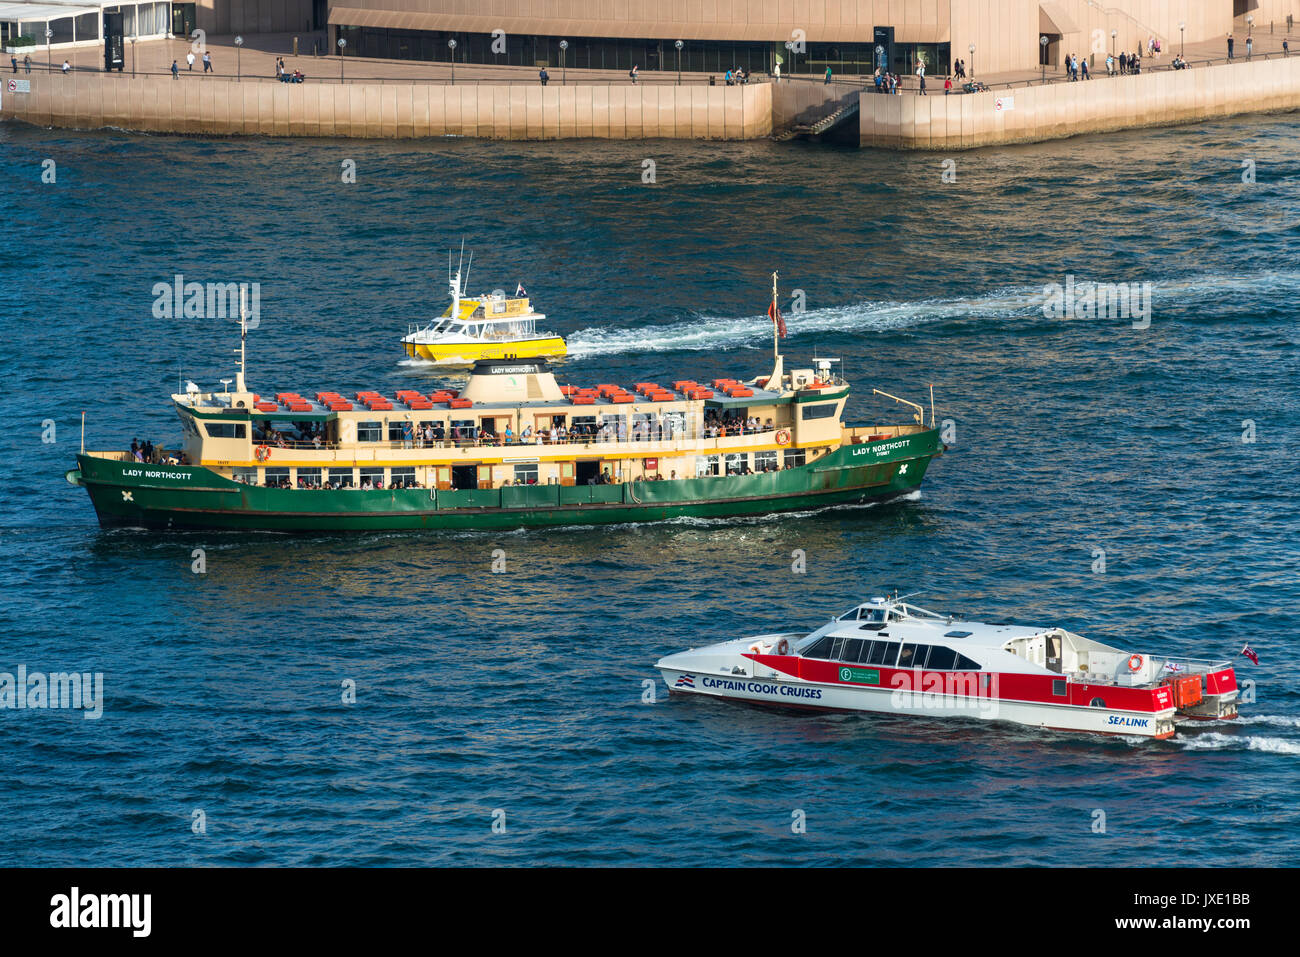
[1110,29,1116,59]
[45,27,52,74]
[1247,15,1254,59]
[129,34,136,77]
[675,39,683,85]
[969,42,975,78]
[337,36,345,82]
[559,39,567,85]
[1040,35,1048,82]
[234,35,242,82]
[1179,22,1185,58]
[448,37,456,85]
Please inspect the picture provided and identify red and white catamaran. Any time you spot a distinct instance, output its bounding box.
[656,596,1240,739]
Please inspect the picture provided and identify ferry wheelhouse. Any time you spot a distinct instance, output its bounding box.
[401,258,564,364]
[67,316,944,533]
[656,596,1241,740]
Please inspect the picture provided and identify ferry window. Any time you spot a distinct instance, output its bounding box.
[357,421,382,442]
[841,638,866,663]
[388,422,407,442]
[1090,698,1106,708]
[205,422,247,439]
[897,643,923,668]
[953,653,981,671]
[828,636,847,661]
[514,463,539,485]
[784,448,807,468]
[1052,680,1067,697]
[854,640,877,664]
[754,449,778,472]
[231,468,257,485]
[263,467,290,487]
[801,403,837,420]
[801,636,834,660]
[926,646,958,671]
[390,467,416,488]
[724,453,746,475]
[912,645,933,669]
[697,456,720,477]
[296,468,322,489]
[328,468,355,488]
[359,467,385,488]
[867,641,896,667]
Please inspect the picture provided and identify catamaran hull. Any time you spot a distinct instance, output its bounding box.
[68,438,941,533]
[402,336,566,364]
[659,667,1178,739]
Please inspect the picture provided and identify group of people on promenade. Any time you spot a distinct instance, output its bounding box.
[171,51,212,78]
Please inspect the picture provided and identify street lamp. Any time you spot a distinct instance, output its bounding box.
[448,37,456,85]
[337,36,345,82]
[1179,22,1185,58]
[1110,29,1117,59]
[559,39,568,85]
[969,42,975,78]
[234,35,243,82]
[675,39,683,85]
[45,27,52,74]
[1040,35,1048,82]
[1247,15,1255,58]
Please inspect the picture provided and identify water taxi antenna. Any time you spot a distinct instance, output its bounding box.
[236,285,248,393]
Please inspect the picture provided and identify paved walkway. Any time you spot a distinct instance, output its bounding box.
[8,29,1295,93]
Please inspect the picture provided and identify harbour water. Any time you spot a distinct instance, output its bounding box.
[1,116,1297,865]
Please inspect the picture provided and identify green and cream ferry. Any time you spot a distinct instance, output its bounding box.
[68,297,945,532]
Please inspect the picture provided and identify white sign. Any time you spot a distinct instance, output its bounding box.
[994,95,1015,112]
[7,78,30,93]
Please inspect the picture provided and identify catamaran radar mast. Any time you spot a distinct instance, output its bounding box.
[236,285,249,393]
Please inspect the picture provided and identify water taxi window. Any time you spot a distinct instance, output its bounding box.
[801,403,837,420]
[841,638,866,663]
[866,641,896,667]
[357,421,382,442]
[828,636,848,661]
[953,653,981,671]
[851,639,875,664]
[801,636,835,660]
[926,646,958,671]
[863,608,887,623]
[205,422,247,439]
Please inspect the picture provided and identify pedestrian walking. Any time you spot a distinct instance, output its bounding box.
[916,62,927,95]
[824,65,832,84]
[538,67,548,86]
[1246,36,1253,58]
[629,64,638,84]
[171,59,179,79]
[203,52,212,72]
[23,53,31,73]
[186,50,195,70]
[1227,34,1234,59]
[10,54,16,74]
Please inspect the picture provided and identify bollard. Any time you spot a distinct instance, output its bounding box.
[293,36,299,56]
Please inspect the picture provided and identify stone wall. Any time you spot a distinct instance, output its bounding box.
[0,75,773,140]
[860,54,1300,148]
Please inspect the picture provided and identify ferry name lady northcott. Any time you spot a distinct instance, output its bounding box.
[67,284,945,532]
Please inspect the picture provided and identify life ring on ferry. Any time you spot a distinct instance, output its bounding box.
[255,445,272,462]
[776,638,791,656]
[1127,654,1144,672]
[775,429,792,447]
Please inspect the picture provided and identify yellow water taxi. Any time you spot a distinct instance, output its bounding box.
[401,252,565,364]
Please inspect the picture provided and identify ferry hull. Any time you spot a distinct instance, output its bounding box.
[69,432,941,533]
[659,666,1177,740]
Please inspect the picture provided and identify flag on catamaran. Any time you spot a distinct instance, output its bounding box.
[516,283,527,296]
[768,300,787,338]
[1241,643,1259,665]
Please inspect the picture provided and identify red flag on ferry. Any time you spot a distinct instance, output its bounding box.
[1241,643,1259,665]
[768,300,787,338]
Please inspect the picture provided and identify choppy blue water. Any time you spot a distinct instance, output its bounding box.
[0,115,1297,866]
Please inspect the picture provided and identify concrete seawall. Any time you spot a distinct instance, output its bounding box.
[0,74,773,140]
[860,56,1300,149]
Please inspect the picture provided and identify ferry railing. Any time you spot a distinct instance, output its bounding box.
[384,425,782,450]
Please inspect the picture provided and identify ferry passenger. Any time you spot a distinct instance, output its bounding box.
[504,425,514,444]
[424,425,435,446]
[521,424,532,440]
[402,422,415,448]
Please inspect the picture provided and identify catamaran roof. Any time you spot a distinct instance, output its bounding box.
[823,599,1050,650]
